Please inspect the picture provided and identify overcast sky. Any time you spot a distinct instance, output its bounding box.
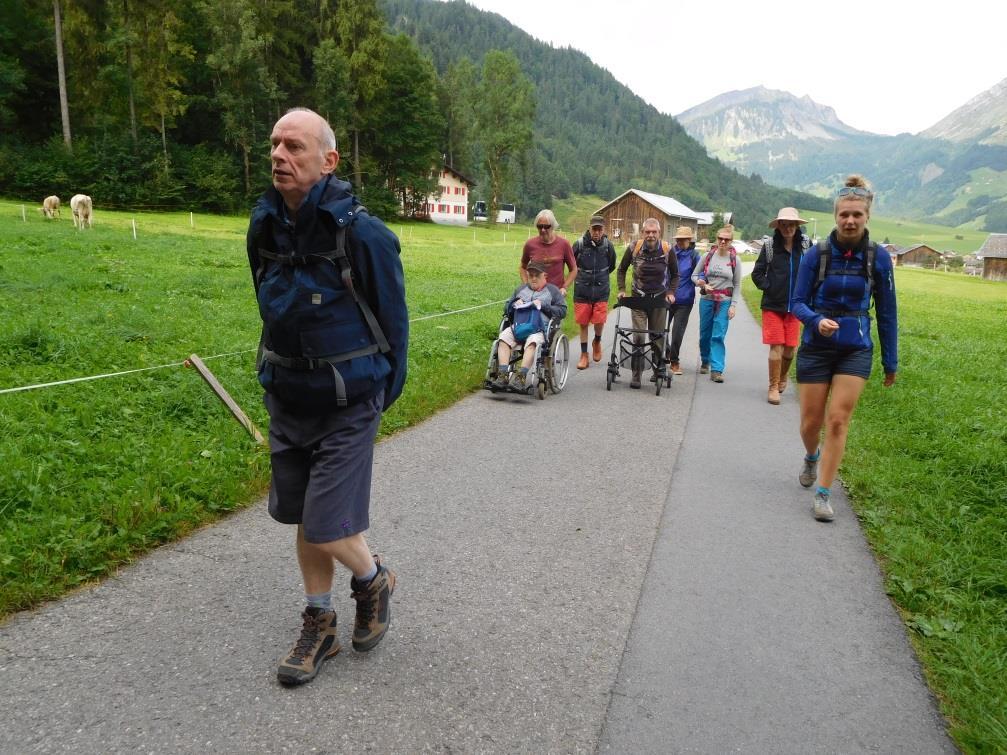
[452,0,1006,135]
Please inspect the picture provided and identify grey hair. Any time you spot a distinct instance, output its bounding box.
[642,217,661,230]
[535,209,559,230]
[284,107,338,153]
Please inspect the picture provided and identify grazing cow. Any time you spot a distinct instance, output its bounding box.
[70,194,93,229]
[42,195,60,219]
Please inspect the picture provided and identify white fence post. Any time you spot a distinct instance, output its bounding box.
[132,218,137,240]
[21,205,26,222]
[190,211,194,228]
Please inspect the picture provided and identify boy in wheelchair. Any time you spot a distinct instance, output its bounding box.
[492,260,567,391]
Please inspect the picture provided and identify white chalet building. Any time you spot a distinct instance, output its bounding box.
[421,165,475,225]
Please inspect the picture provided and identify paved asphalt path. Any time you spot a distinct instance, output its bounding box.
[1,266,953,753]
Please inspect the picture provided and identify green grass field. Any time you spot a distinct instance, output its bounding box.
[0,199,537,615]
[742,269,1007,753]
[4,197,1006,750]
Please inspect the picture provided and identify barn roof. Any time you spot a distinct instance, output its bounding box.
[978,233,1007,258]
[597,189,702,221]
[895,244,940,256]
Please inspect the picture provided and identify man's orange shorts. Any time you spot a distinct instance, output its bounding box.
[761,310,800,347]
[574,301,608,326]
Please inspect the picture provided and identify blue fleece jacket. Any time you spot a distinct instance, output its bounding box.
[673,244,701,305]
[792,232,898,374]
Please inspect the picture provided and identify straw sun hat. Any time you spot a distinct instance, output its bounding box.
[769,207,809,230]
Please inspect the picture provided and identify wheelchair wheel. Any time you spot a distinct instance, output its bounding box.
[485,339,500,384]
[548,332,570,394]
[536,380,546,400]
[606,368,614,391]
[655,376,662,396]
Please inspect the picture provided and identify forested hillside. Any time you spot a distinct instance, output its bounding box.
[0,0,826,229]
[385,0,827,228]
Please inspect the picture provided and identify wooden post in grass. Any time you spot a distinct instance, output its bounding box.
[21,205,26,222]
[185,354,265,444]
[131,218,137,240]
[190,212,194,228]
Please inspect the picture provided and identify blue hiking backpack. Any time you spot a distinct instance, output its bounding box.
[252,203,392,411]
[511,301,545,341]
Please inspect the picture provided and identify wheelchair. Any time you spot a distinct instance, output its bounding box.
[484,314,570,400]
[605,295,672,395]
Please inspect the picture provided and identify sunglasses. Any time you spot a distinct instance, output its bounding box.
[717,237,732,242]
[536,224,552,230]
[837,186,871,198]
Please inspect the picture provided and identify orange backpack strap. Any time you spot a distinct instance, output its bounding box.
[632,239,643,256]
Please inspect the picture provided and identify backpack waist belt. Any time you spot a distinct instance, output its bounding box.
[261,344,382,408]
[818,309,870,318]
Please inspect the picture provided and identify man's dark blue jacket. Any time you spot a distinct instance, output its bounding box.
[247,175,408,412]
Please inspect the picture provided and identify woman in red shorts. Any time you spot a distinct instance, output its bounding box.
[751,207,811,404]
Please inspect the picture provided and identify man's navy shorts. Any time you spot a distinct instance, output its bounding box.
[796,342,873,383]
[267,392,382,543]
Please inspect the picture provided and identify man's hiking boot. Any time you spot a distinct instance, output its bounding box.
[351,556,396,652]
[711,371,724,383]
[670,362,683,376]
[577,352,590,370]
[799,455,819,488]
[592,338,603,362]
[700,363,710,374]
[813,492,835,522]
[276,607,341,686]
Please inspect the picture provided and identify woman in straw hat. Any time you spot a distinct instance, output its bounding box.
[665,226,702,376]
[792,175,898,522]
[751,207,811,404]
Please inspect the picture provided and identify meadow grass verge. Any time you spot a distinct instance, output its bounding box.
[0,200,547,616]
[742,270,1007,753]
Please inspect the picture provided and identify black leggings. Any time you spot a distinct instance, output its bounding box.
[665,300,695,362]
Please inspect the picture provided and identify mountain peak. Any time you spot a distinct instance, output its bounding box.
[921,77,1007,145]
[675,87,865,162]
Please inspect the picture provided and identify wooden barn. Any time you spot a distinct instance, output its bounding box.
[893,244,941,267]
[978,234,1007,281]
[593,189,701,245]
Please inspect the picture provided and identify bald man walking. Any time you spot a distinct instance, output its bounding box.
[246,108,408,685]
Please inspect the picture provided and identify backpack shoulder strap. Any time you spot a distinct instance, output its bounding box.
[702,250,715,275]
[329,214,391,355]
[764,238,774,265]
[632,239,644,256]
[815,239,830,292]
[729,248,737,268]
[865,241,877,301]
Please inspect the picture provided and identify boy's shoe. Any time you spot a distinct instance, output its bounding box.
[799,455,818,488]
[700,363,710,374]
[670,362,683,376]
[711,371,724,383]
[592,339,603,362]
[351,557,396,651]
[277,607,341,686]
[813,492,835,522]
[577,352,590,370]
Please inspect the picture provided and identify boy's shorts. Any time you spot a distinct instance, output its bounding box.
[574,300,608,326]
[762,310,800,346]
[499,326,546,349]
[797,343,873,383]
